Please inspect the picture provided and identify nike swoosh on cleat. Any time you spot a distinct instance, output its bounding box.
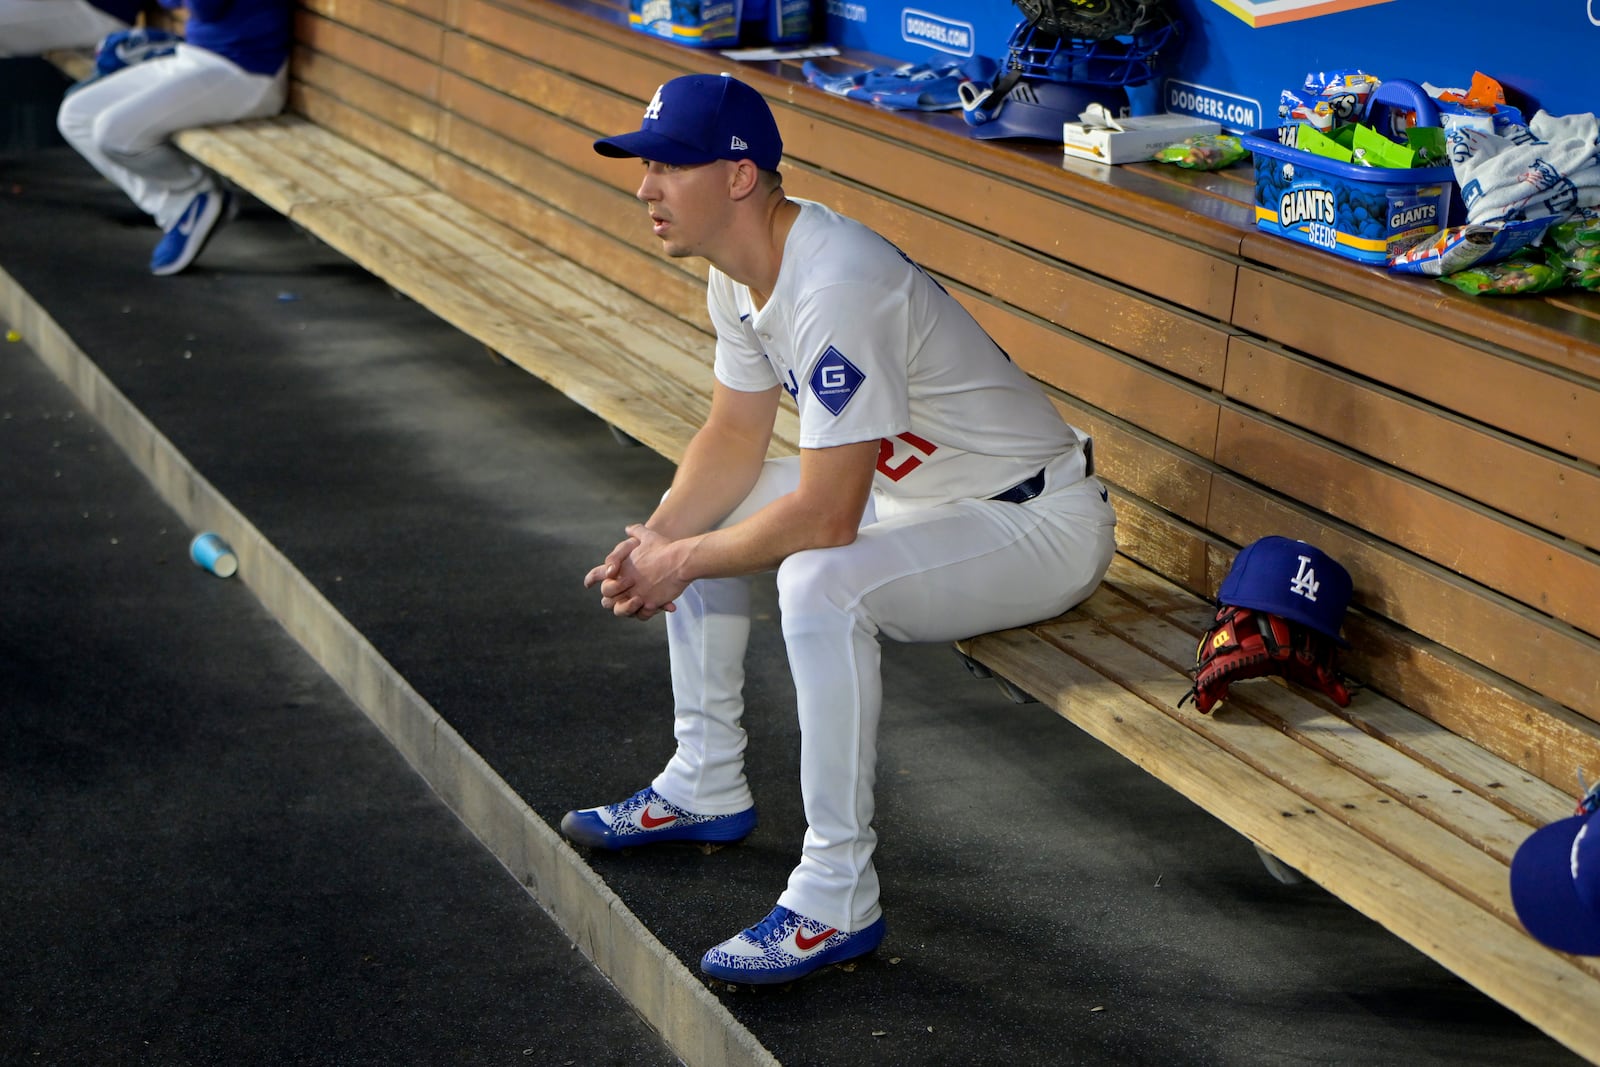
[176,201,201,236]
[794,927,837,951]
[638,807,678,829]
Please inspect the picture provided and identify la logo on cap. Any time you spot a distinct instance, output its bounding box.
[643,85,664,121]
[1289,554,1320,601]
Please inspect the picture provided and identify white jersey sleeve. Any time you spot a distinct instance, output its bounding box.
[709,269,780,394]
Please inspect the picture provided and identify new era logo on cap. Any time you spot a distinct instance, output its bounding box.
[592,73,783,171]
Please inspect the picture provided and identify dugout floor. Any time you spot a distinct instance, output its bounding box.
[0,129,1587,1065]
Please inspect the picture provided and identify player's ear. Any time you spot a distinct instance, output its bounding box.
[727,159,761,200]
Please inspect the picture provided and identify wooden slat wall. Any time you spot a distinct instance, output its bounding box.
[276,0,1600,795]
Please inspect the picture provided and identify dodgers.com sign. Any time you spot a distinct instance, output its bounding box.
[900,8,974,57]
[1164,79,1261,133]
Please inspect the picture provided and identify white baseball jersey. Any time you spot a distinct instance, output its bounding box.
[708,199,1088,516]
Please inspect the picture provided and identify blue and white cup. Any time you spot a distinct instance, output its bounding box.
[189,532,238,578]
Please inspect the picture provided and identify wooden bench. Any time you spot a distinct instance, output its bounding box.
[51,1,1600,1059]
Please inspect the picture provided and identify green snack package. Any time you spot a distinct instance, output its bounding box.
[1405,126,1448,167]
[1296,123,1353,163]
[1443,255,1566,296]
[1154,134,1247,171]
[1567,266,1600,291]
[1547,218,1600,253]
[1352,123,1416,169]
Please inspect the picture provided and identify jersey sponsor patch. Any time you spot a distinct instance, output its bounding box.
[808,346,864,415]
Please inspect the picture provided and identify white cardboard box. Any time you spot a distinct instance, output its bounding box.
[1061,112,1223,165]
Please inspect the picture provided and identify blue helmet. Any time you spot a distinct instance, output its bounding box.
[962,78,1127,141]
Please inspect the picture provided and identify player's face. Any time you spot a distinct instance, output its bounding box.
[635,159,735,259]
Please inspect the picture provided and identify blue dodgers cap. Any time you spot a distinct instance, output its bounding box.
[1217,535,1353,644]
[594,73,783,172]
[1510,787,1600,955]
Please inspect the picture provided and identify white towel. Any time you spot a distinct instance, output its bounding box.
[1448,109,1600,226]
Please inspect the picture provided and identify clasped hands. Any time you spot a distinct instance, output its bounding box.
[583,523,689,620]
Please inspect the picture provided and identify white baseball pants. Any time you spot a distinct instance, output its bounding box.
[56,43,285,230]
[0,0,125,56]
[652,455,1117,932]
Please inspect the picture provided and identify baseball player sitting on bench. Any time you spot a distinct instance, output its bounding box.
[566,73,1117,985]
[56,0,291,276]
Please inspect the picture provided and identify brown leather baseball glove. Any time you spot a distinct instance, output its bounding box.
[1180,603,1351,714]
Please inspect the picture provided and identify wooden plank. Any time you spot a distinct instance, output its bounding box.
[1099,492,1215,596]
[961,296,1220,460]
[291,47,441,143]
[957,625,1600,1063]
[175,116,431,212]
[432,72,703,290]
[454,0,679,103]
[289,83,440,184]
[1205,476,1600,753]
[1239,229,1600,384]
[429,150,709,328]
[1223,337,1600,549]
[295,10,442,101]
[300,0,446,59]
[439,31,642,148]
[1232,267,1600,466]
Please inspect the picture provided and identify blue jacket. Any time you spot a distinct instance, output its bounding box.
[161,0,292,76]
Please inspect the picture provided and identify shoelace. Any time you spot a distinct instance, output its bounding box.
[745,907,796,945]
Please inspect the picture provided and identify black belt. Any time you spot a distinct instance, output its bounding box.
[990,467,1047,504]
[988,440,1094,505]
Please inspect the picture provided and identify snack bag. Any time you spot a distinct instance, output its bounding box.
[1302,68,1378,124]
[1154,134,1247,171]
[1389,217,1554,276]
[1442,254,1565,296]
[1426,72,1529,136]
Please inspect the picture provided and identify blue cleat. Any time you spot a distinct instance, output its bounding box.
[559,786,756,850]
[150,190,233,276]
[701,906,887,985]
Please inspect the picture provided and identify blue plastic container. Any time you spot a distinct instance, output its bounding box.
[1241,79,1456,265]
[629,0,743,48]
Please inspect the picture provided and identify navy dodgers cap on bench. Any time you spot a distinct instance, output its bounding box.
[1510,784,1600,955]
[1217,535,1353,645]
[594,73,783,172]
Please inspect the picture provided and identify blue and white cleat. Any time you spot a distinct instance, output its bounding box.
[150,190,233,276]
[701,906,887,985]
[559,786,756,850]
